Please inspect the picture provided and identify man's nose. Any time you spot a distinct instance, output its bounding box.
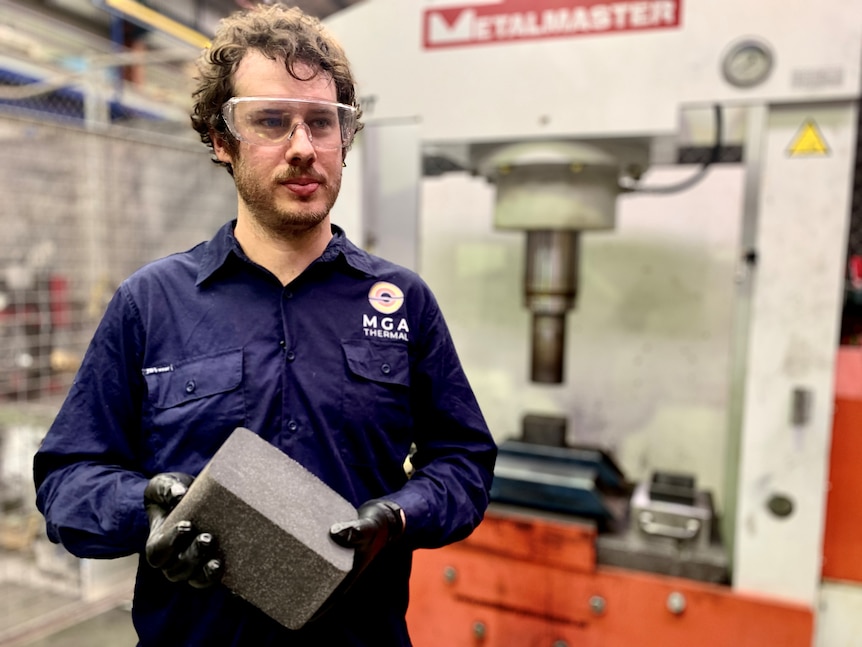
[285,122,316,162]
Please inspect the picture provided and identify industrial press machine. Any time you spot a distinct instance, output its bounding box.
[327,1,862,644]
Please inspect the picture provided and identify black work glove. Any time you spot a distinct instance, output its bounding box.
[330,499,404,574]
[144,472,223,589]
[305,500,405,624]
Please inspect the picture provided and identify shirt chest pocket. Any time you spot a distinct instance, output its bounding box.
[343,339,410,389]
[142,349,246,469]
[341,340,413,468]
[147,348,244,409]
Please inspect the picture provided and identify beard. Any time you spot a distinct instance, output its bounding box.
[232,157,341,238]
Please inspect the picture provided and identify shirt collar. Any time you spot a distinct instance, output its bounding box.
[196,220,375,286]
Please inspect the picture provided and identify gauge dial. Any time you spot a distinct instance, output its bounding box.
[722,40,774,88]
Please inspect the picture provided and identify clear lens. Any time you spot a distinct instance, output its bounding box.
[222,97,357,150]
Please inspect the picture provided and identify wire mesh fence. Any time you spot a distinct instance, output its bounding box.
[0,114,236,404]
[0,9,238,639]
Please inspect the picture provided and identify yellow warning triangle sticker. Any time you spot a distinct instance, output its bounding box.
[787,119,830,157]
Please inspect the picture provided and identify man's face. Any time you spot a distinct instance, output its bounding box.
[213,51,344,236]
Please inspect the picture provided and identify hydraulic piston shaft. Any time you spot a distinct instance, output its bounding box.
[524,230,580,383]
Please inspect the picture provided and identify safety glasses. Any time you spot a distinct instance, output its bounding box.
[221,97,358,150]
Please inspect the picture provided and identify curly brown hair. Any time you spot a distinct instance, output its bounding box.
[190,3,363,171]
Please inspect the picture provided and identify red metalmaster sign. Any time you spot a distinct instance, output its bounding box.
[423,0,683,49]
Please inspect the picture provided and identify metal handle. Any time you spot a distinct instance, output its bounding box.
[638,512,701,540]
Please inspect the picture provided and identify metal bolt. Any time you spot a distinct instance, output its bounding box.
[589,595,606,615]
[473,621,487,639]
[552,641,569,647]
[667,591,687,615]
[767,494,794,518]
[443,566,457,583]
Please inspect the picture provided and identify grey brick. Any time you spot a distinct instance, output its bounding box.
[163,427,356,629]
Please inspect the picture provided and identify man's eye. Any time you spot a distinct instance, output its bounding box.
[254,116,285,129]
[309,117,336,130]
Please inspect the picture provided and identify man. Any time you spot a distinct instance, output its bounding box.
[33,4,496,646]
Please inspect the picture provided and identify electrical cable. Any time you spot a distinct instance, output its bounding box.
[619,103,724,195]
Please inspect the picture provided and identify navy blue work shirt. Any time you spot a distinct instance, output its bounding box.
[33,221,497,646]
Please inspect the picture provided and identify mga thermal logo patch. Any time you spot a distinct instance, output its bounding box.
[368,281,405,315]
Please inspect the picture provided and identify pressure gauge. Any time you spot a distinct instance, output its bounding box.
[722,39,774,88]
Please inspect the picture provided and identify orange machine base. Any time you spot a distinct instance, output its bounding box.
[822,346,862,584]
[408,506,813,647]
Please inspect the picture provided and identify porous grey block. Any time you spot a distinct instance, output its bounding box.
[163,427,356,629]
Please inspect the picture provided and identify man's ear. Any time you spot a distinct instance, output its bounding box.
[212,130,233,164]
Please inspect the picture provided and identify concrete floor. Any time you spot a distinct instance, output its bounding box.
[0,581,137,647]
[0,544,139,647]
[15,605,138,647]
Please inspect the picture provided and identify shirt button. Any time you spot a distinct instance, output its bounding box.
[381,363,391,375]
[288,420,298,431]
[286,351,296,362]
[185,380,196,394]
[285,292,294,299]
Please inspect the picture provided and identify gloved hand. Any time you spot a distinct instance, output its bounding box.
[330,499,404,574]
[302,499,405,624]
[144,472,222,589]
